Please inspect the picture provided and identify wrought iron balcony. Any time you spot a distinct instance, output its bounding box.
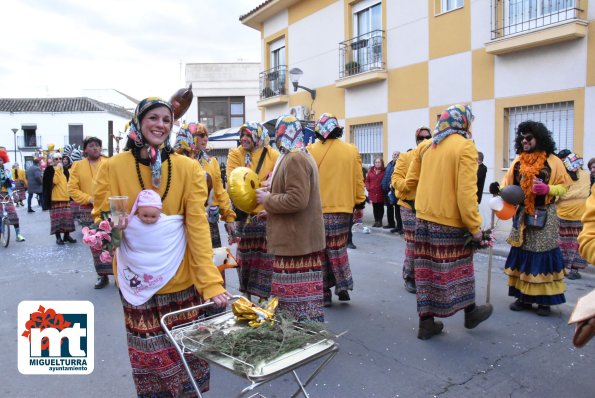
[259,66,287,100]
[490,0,583,39]
[17,135,42,149]
[339,30,385,79]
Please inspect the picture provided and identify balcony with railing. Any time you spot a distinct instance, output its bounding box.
[17,135,42,150]
[486,0,587,55]
[257,66,289,107]
[336,30,387,89]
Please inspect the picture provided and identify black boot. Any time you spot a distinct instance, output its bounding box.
[94,275,109,289]
[56,233,64,245]
[63,233,77,243]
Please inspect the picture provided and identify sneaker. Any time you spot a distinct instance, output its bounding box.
[390,228,404,234]
[27,208,35,213]
[347,242,357,249]
[383,225,395,229]
[16,234,26,242]
[464,304,493,329]
[567,270,582,280]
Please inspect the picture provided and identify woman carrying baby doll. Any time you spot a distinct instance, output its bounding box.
[93,96,231,397]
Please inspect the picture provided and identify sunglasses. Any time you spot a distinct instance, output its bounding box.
[417,135,432,141]
[54,157,63,160]
[197,133,207,138]
[521,134,534,142]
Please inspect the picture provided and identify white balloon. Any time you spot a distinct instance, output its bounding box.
[489,196,504,211]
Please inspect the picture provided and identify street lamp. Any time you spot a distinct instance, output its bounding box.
[289,68,316,100]
[11,128,18,163]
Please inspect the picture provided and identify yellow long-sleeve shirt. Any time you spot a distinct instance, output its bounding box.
[307,139,366,214]
[67,157,104,205]
[226,145,279,214]
[52,167,70,201]
[405,134,482,234]
[12,167,27,185]
[92,151,225,300]
[578,185,595,264]
[556,169,591,221]
[392,150,414,209]
[201,157,235,222]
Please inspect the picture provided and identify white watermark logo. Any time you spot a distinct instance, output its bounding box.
[18,301,94,375]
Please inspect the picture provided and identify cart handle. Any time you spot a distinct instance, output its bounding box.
[160,295,243,331]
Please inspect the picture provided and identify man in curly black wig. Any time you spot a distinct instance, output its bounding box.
[513,120,557,155]
[490,120,571,317]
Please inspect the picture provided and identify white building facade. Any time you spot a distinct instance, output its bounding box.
[0,97,132,168]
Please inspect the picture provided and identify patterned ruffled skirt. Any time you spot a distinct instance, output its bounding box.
[504,204,566,305]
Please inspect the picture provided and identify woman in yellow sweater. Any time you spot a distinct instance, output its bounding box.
[556,151,591,279]
[93,97,231,397]
[11,163,27,206]
[42,152,76,245]
[405,104,492,340]
[174,122,235,249]
[392,126,432,294]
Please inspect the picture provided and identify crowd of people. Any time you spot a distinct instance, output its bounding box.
[2,98,595,396]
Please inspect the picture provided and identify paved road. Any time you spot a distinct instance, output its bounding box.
[1,204,594,397]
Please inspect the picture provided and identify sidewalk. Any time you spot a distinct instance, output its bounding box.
[361,206,513,257]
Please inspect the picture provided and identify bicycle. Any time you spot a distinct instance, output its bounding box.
[0,190,18,248]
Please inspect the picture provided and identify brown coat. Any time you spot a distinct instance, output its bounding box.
[263,152,325,256]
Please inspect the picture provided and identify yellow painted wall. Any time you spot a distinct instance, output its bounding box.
[494,88,585,180]
[428,0,471,59]
[587,22,595,87]
[289,0,338,25]
[472,49,495,101]
[288,84,345,121]
[388,62,429,112]
[345,113,388,159]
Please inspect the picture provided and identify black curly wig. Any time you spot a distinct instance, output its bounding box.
[514,120,557,155]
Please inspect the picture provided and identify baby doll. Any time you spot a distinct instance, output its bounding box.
[131,189,162,224]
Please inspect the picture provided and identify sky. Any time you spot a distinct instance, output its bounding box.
[0,0,262,100]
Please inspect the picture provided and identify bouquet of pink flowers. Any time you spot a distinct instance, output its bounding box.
[463,228,495,250]
[82,218,121,263]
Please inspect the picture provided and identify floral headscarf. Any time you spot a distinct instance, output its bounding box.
[275,115,305,154]
[127,97,174,188]
[239,121,268,167]
[174,122,210,165]
[314,113,343,141]
[562,152,583,172]
[432,104,473,147]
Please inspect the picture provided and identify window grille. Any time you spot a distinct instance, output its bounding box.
[350,122,383,167]
[504,101,574,167]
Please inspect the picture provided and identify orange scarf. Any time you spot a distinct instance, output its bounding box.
[518,151,547,215]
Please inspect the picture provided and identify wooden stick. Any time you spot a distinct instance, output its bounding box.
[486,210,495,304]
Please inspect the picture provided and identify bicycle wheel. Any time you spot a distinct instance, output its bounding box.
[1,219,9,248]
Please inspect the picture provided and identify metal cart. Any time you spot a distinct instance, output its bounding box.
[160,296,338,398]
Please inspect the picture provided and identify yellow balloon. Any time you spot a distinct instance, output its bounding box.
[47,143,55,151]
[228,167,260,213]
